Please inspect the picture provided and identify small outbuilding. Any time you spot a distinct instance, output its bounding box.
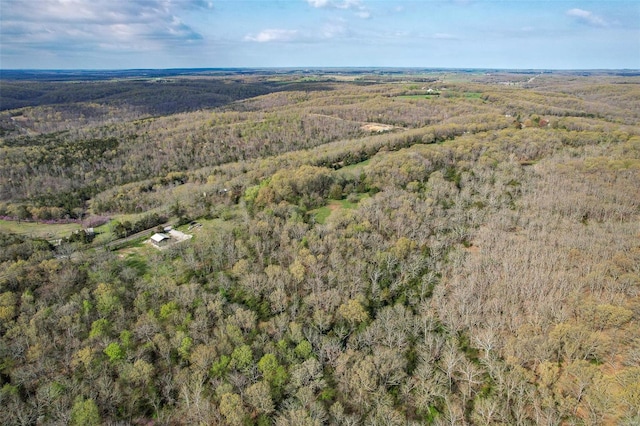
[150,233,170,247]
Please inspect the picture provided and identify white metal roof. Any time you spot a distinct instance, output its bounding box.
[151,233,169,242]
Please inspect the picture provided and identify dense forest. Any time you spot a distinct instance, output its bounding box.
[0,70,639,425]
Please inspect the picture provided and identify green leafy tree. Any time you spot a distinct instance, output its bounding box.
[294,340,313,359]
[178,336,193,361]
[231,344,253,372]
[104,342,125,362]
[70,397,100,426]
[258,353,288,391]
[89,318,110,339]
[211,355,231,378]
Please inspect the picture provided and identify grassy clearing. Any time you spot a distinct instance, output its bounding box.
[107,208,166,224]
[440,73,481,82]
[91,226,115,246]
[337,159,371,175]
[396,94,439,100]
[106,233,154,252]
[311,193,370,224]
[312,206,333,224]
[182,217,227,233]
[123,253,149,275]
[463,92,483,99]
[336,195,367,209]
[115,242,156,260]
[0,219,81,240]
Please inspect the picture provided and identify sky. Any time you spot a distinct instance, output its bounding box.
[0,0,638,70]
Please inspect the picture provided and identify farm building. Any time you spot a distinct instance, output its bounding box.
[150,233,170,247]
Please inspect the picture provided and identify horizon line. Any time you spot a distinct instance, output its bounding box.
[2,67,639,72]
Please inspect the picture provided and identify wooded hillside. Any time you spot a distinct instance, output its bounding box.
[1,71,639,425]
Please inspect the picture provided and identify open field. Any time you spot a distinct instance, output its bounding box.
[0,219,81,240]
[396,94,439,100]
[311,194,370,224]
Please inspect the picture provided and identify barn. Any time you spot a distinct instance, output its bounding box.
[150,233,170,247]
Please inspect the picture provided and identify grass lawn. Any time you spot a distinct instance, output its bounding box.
[0,219,81,240]
[106,233,154,252]
[123,252,149,275]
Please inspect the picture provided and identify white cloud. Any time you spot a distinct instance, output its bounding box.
[245,29,299,43]
[0,0,205,53]
[3,0,210,24]
[307,0,331,7]
[567,8,608,27]
[335,0,362,10]
[306,0,370,19]
[245,20,348,44]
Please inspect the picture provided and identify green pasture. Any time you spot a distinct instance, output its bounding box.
[0,219,81,240]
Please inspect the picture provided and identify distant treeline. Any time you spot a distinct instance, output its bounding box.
[0,79,282,114]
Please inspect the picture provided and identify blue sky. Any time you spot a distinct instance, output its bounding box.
[1,0,638,69]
